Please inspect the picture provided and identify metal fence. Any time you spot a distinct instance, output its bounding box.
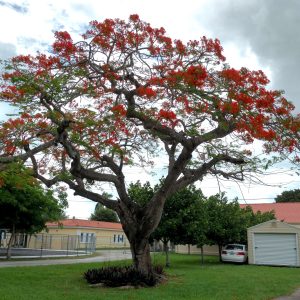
[0,233,96,257]
[93,234,129,249]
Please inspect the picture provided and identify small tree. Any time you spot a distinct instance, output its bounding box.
[205,194,244,261]
[152,185,207,266]
[90,203,119,222]
[0,15,299,276]
[239,206,275,243]
[275,189,300,203]
[205,195,275,261]
[0,163,67,258]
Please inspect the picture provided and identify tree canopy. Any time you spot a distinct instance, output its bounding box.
[205,194,275,260]
[152,185,207,246]
[152,185,207,266]
[128,182,207,266]
[0,163,67,233]
[275,189,300,202]
[90,202,119,222]
[129,181,274,264]
[0,163,67,258]
[0,15,299,276]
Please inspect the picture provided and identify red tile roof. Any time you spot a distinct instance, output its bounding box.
[240,203,300,223]
[46,219,123,230]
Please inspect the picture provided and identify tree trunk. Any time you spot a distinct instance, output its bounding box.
[129,237,153,275]
[200,246,204,265]
[188,244,191,254]
[218,244,222,262]
[6,225,15,259]
[24,234,28,248]
[118,199,166,276]
[163,240,170,268]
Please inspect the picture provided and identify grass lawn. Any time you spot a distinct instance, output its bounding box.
[1,253,300,300]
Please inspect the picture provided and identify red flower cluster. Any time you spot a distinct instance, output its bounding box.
[1,14,299,164]
[111,104,127,116]
[53,31,77,59]
[129,14,140,22]
[12,55,33,65]
[237,114,277,142]
[167,65,207,88]
[3,118,25,129]
[183,65,207,86]
[158,109,177,120]
[218,101,240,115]
[1,85,24,100]
[201,36,225,61]
[175,39,186,55]
[136,86,157,98]
[221,68,242,83]
[3,140,16,155]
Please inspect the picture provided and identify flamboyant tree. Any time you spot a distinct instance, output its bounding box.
[0,15,299,276]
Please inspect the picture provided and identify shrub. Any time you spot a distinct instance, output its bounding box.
[83,265,165,287]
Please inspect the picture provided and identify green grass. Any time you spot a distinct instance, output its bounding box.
[1,254,300,299]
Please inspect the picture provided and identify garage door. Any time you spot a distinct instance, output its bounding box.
[253,233,298,266]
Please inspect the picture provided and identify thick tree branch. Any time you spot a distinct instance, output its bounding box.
[63,179,119,211]
[164,141,177,172]
[174,154,245,192]
[141,145,194,234]
[194,122,236,146]
[210,168,244,181]
[56,120,133,207]
[0,139,56,164]
[124,93,188,146]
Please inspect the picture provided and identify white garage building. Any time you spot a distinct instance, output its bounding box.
[177,202,300,260]
[247,220,300,267]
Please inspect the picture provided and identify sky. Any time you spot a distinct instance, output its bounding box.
[0,0,300,218]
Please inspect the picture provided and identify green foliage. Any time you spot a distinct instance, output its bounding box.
[0,163,67,233]
[84,265,164,287]
[153,185,207,247]
[128,181,274,252]
[275,189,300,202]
[90,203,119,223]
[205,194,275,250]
[239,206,275,243]
[128,181,154,207]
[205,194,243,249]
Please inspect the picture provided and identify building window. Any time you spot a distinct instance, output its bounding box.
[113,234,124,243]
[80,233,85,243]
[80,233,94,243]
[0,230,6,240]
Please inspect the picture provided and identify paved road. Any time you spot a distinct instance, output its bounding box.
[272,288,300,300]
[0,250,132,268]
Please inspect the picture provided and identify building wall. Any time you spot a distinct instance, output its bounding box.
[175,244,219,256]
[40,226,128,249]
[247,220,300,265]
[27,233,81,251]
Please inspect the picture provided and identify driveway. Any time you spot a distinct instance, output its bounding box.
[0,249,132,268]
[272,288,300,300]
